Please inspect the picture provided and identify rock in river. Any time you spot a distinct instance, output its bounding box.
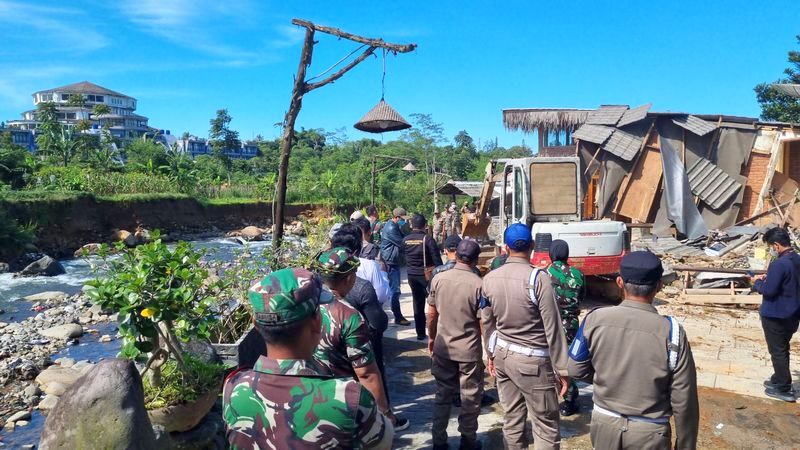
[17,255,66,277]
[73,243,103,257]
[112,229,137,247]
[23,291,68,303]
[39,324,83,340]
[40,359,157,450]
[239,225,265,241]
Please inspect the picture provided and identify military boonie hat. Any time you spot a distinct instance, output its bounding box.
[619,251,663,284]
[392,207,407,218]
[313,247,360,278]
[248,268,334,327]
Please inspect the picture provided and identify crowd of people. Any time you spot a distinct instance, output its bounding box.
[222,205,800,450]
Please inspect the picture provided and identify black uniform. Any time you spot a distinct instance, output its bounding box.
[403,230,443,338]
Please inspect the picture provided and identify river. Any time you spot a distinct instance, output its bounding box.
[0,236,275,447]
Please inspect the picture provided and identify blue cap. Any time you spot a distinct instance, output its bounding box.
[504,223,532,251]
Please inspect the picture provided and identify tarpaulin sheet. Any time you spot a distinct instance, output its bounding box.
[656,137,708,239]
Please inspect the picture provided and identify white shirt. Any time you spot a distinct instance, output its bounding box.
[357,257,391,306]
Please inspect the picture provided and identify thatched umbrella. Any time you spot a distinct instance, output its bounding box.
[354,99,411,133]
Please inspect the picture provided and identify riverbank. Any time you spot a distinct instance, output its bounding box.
[0,193,317,260]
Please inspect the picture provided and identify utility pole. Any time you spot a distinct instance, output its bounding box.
[272,19,416,249]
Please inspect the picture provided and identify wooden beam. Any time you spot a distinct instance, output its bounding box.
[292,19,417,53]
[679,293,762,306]
[670,265,766,275]
[306,46,377,92]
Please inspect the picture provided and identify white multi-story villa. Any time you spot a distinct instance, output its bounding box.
[6,81,150,139]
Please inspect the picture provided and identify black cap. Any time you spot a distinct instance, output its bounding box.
[619,251,663,284]
[443,234,462,250]
[456,239,481,262]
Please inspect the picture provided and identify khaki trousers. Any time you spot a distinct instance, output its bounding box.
[590,410,671,450]
[494,346,560,450]
[431,354,484,448]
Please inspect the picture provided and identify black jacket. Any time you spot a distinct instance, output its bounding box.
[344,277,389,335]
[754,250,800,319]
[403,230,443,276]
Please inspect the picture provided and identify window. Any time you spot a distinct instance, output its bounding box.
[529,162,578,216]
[66,113,76,120]
[61,94,69,101]
[95,95,104,103]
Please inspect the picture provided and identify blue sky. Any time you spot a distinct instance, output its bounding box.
[1,0,799,147]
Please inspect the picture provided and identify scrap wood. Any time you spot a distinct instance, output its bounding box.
[671,265,766,275]
[679,293,762,306]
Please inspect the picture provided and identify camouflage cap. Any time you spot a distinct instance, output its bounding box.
[313,247,360,278]
[248,268,334,327]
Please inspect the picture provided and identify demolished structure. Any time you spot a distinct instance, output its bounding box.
[504,105,800,237]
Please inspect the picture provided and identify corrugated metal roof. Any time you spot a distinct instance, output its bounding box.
[686,157,742,209]
[572,124,614,144]
[585,105,629,125]
[672,115,717,136]
[633,236,706,257]
[617,103,652,127]
[433,181,501,198]
[603,128,645,161]
[772,83,800,98]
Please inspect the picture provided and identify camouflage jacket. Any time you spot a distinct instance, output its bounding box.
[223,356,390,449]
[314,298,376,378]
[547,261,584,336]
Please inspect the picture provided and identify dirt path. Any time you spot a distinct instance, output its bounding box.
[383,285,800,449]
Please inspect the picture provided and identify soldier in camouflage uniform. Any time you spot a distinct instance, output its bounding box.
[313,247,409,431]
[223,268,393,449]
[546,239,585,416]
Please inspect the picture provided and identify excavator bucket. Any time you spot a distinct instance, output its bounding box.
[461,162,496,241]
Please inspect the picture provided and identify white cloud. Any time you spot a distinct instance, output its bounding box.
[0,0,109,55]
[116,0,267,62]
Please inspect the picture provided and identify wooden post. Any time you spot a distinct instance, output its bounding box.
[271,19,416,248]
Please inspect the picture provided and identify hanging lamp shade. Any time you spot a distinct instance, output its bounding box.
[354,99,411,133]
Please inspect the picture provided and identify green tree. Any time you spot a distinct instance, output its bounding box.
[755,34,800,122]
[208,109,241,172]
[125,138,169,170]
[52,127,87,166]
[34,102,61,158]
[0,131,37,187]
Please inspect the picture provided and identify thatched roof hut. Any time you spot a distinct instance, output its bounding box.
[503,108,591,133]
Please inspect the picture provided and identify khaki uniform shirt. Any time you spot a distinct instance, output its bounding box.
[481,256,569,375]
[567,300,699,449]
[427,263,484,362]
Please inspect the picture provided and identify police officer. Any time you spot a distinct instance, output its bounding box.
[482,223,569,450]
[568,251,699,450]
[223,268,393,449]
[427,239,485,450]
[546,239,585,416]
[430,234,480,279]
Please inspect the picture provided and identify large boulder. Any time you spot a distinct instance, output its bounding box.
[134,228,152,245]
[39,324,83,340]
[39,359,158,450]
[17,255,65,277]
[73,243,103,257]
[9,252,44,272]
[112,230,137,247]
[239,226,264,241]
[35,366,83,388]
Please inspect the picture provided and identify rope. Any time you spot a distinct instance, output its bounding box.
[306,44,368,82]
[381,48,386,100]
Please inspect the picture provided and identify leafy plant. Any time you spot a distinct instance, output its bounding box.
[85,232,225,403]
[143,354,225,409]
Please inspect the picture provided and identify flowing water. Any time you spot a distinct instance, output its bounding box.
[0,236,275,447]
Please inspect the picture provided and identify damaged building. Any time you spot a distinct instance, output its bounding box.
[503,105,800,239]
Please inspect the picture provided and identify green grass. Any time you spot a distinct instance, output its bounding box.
[198,197,266,206]
[96,193,192,202]
[0,190,91,203]
[143,353,226,409]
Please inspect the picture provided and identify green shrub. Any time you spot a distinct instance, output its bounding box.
[143,354,225,409]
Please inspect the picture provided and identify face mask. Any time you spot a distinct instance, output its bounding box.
[397,219,406,227]
[769,248,779,257]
